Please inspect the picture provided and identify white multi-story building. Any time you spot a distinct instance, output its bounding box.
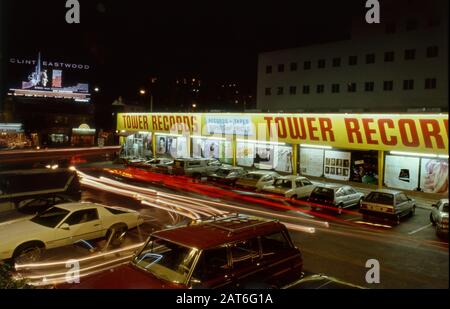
[257,0,448,112]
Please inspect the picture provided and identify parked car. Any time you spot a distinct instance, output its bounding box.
[62,213,303,289]
[0,168,81,214]
[130,158,174,171]
[171,158,222,178]
[235,171,280,191]
[261,175,316,199]
[124,158,146,167]
[207,166,247,186]
[308,184,365,215]
[359,189,415,224]
[0,202,143,263]
[430,198,448,237]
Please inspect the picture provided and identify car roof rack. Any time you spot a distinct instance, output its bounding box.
[197,213,278,236]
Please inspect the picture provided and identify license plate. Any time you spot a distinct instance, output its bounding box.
[368,205,384,212]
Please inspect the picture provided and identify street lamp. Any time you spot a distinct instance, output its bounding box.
[192,103,197,108]
[94,87,100,92]
[139,89,153,112]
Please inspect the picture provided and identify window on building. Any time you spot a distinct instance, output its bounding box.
[302,85,310,94]
[265,88,272,96]
[316,84,324,94]
[348,56,358,65]
[331,84,340,93]
[384,51,395,62]
[425,78,437,89]
[303,61,311,70]
[290,62,298,71]
[265,65,272,74]
[427,46,439,58]
[278,64,285,72]
[403,79,414,90]
[277,87,284,95]
[406,19,418,31]
[289,86,297,95]
[386,22,396,34]
[366,53,375,64]
[332,57,341,67]
[318,59,326,69]
[428,17,441,28]
[383,80,394,91]
[365,82,375,92]
[404,49,416,60]
[347,83,357,92]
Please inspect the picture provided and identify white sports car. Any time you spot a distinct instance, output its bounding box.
[0,202,143,263]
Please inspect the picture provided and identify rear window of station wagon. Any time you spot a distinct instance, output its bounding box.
[365,192,394,205]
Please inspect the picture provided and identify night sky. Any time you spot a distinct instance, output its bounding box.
[4,0,364,104]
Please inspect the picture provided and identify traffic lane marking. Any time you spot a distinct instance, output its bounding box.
[408,223,433,235]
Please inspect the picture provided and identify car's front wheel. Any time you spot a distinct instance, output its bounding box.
[337,204,344,215]
[408,206,416,217]
[13,242,44,264]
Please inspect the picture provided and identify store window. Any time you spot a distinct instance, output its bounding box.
[156,135,188,159]
[420,158,448,194]
[122,133,153,159]
[193,137,232,164]
[324,150,351,181]
[384,155,420,191]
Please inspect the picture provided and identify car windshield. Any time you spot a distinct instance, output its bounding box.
[364,192,394,205]
[133,237,198,284]
[310,187,334,199]
[30,207,70,228]
[274,179,292,189]
[216,169,231,177]
[442,203,449,213]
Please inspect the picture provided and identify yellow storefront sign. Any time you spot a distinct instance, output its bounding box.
[118,113,448,155]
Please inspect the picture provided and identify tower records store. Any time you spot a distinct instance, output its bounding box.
[117,112,449,195]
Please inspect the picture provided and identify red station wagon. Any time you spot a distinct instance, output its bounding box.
[64,214,303,289]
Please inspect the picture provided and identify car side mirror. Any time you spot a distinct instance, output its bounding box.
[432,204,437,208]
[60,223,70,230]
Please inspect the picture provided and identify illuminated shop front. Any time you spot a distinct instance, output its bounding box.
[71,124,96,147]
[0,123,30,149]
[117,112,448,194]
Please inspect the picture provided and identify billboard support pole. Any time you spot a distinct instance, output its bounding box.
[378,150,384,190]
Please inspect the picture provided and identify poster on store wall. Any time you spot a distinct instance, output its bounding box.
[420,159,448,194]
[236,142,254,167]
[254,145,274,170]
[384,155,420,191]
[204,140,220,159]
[166,137,178,158]
[274,146,293,173]
[324,150,351,181]
[219,141,233,164]
[176,137,188,158]
[193,138,205,158]
[299,148,324,177]
[156,136,168,155]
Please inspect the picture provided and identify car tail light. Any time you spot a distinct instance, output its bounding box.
[386,207,394,213]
